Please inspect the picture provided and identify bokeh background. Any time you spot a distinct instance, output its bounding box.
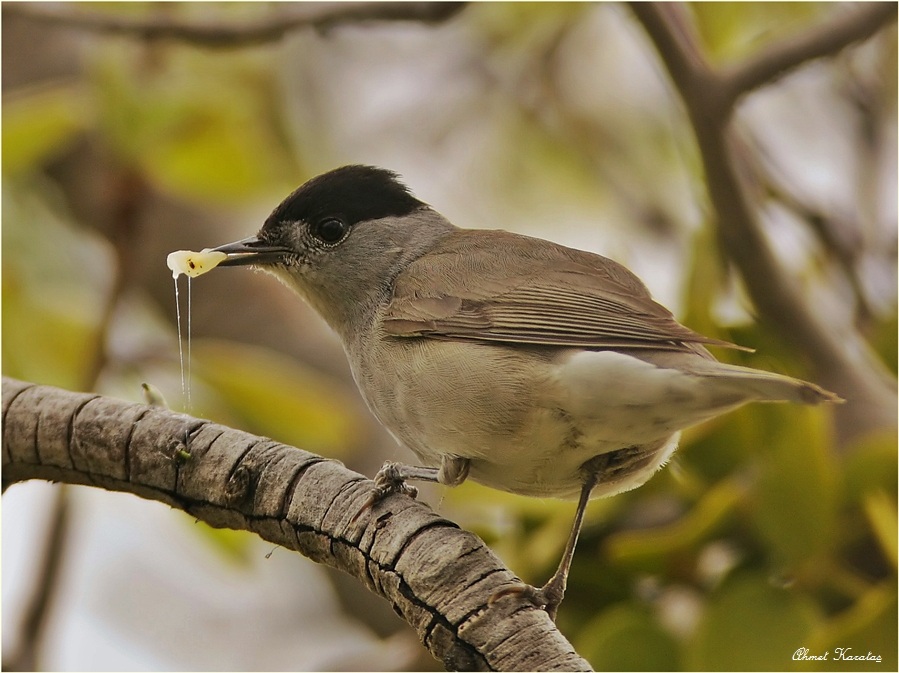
[3,2,896,671]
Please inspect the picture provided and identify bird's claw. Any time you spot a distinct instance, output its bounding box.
[350,462,419,526]
[488,580,565,622]
[373,461,420,500]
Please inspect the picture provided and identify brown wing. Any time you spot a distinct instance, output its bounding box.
[382,229,745,353]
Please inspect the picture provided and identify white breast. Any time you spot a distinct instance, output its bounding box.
[353,340,719,500]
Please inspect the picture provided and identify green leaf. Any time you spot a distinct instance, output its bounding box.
[189,338,363,457]
[749,406,839,566]
[679,401,773,485]
[1,180,113,389]
[577,603,681,671]
[90,43,301,205]
[186,518,256,566]
[605,476,745,569]
[843,431,899,505]
[682,225,731,342]
[689,572,821,670]
[691,3,827,65]
[2,85,88,175]
[810,584,897,672]
[870,310,897,374]
[863,492,898,571]
[1,275,100,390]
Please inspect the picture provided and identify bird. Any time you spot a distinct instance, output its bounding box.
[205,164,842,620]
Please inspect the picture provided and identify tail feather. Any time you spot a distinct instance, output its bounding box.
[704,362,844,405]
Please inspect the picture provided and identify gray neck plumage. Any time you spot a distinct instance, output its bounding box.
[269,208,456,347]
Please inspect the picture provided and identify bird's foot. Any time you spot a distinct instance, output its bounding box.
[373,461,421,500]
[489,575,567,622]
[351,462,422,525]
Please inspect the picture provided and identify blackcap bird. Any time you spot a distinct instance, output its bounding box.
[208,165,841,619]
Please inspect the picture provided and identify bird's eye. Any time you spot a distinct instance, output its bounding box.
[311,217,348,244]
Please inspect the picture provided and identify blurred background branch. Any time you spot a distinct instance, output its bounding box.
[4,169,151,671]
[630,2,897,445]
[722,3,898,106]
[2,486,70,672]
[3,2,467,47]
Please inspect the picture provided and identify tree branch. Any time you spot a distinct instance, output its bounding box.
[629,2,897,444]
[625,3,712,100]
[2,485,70,672]
[2,377,591,672]
[3,2,467,48]
[4,171,155,672]
[721,3,898,108]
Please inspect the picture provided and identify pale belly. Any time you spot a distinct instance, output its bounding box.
[349,339,729,499]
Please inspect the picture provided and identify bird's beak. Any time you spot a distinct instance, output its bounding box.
[212,236,292,267]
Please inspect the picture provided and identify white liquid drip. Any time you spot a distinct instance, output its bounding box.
[172,275,192,411]
[174,276,186,407]
[167,248,225,411]
[186,276,192,410]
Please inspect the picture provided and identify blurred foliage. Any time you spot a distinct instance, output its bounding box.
[454,403,897,670]
[190,338,363,455]
[2,2,896,671]
[576,602,681,671]
[3,84,89,176]
[2,175,113,390]
[690,571,821,670]
[692,3,829,64]
[90,44,302,204]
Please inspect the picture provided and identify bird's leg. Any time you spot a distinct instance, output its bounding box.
[372,462,438,500]
[491,463,601,621]
[535,472,598,620]
[353,455,470,523]
[374,454,470,497]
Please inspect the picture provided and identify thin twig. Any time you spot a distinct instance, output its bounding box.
[4,169,150,671]
[2,487,71,672]
[4,3,467,48]
[721,3,897,108]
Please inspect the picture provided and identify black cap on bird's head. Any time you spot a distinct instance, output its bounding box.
[267,165,425,228]
[213,165,428,266]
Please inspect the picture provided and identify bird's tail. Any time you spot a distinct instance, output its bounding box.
[704,361,843,405]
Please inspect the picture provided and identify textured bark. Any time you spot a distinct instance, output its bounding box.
[2,377,591,672]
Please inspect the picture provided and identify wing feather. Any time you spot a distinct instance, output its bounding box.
[383,230,745,352]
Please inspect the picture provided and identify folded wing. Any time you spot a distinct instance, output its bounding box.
[383,230,745,353]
